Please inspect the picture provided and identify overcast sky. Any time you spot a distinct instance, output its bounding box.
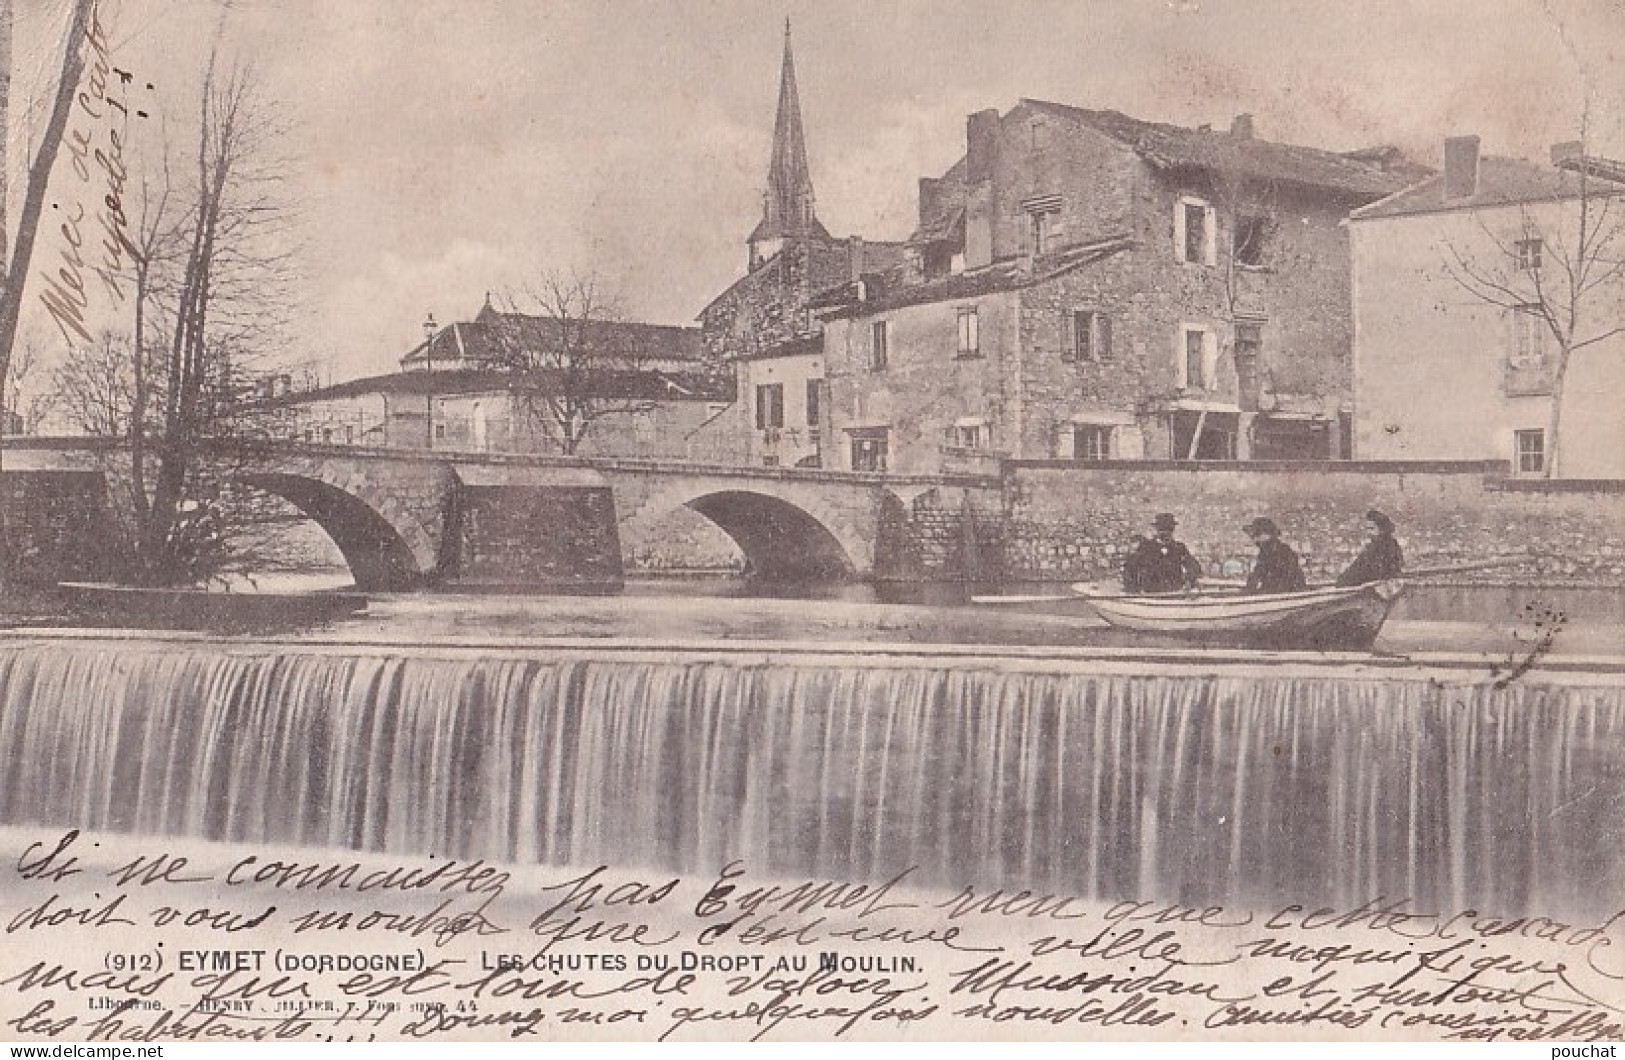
[12,0,1625,381]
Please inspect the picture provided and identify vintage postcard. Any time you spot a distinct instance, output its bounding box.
[1,0,1623,1044]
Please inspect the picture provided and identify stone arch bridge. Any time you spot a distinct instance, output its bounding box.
[3,439,1000,591]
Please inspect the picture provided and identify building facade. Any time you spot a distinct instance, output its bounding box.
[1349,138,1625,478]
[811,101,1419,475]
[271,300,735,461]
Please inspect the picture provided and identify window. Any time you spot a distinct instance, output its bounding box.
[1515,429,1545,474]
[1516,238,1543,271]
[950,419,989,450]
[1030,119,1049,152]
[1234,323,1262,405]
[805,378,821,428]
[1176,196,1216,265]
[1233,216,1270,267]
[1177,325,1218,390]
[1069,310,1113,362]
[956,306,980,358]
[1172,411,1239,461]
[851,433,888,473]
[1031,211,1051,256]
[1511,304,1550,368]
[870,321,889,371]
[1073,425,1112,461]
[922,245,955,279]
[754,382,784,430]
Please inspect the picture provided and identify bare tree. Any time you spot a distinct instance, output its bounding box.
[47,329,146,437]
[488,270,658,455]
[2,332,49,433]
[1443,137,1625,478]
[30,41,296,586]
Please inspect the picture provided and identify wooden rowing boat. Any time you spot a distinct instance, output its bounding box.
[1073,580,1405,651]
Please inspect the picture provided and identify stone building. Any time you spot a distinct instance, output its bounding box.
[698,23,904,468]
[1349,137,1625,478]
[270,300,734,461]
[813,100,1421,475]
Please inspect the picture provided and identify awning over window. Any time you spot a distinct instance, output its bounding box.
[1068,410,1137,426]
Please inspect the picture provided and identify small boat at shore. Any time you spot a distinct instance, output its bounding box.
[1074,580,1405,651]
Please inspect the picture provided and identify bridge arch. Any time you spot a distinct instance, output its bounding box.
[240,470,439,591]
[682,489,856,581]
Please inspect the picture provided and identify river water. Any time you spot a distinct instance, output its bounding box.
[2,576,1622,921]
[197,572,1625,656]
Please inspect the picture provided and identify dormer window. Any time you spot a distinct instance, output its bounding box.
[1022,194,1063,258]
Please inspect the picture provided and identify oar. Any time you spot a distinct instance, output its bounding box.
[1070,579,1247,599]
[1389,558,1532,579]
[1307,557,1534,589]
[969,593,1078,605]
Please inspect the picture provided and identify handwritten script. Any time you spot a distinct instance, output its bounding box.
[38,2,146,346]
[1,828,1622,1042]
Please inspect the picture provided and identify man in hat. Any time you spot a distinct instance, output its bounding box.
[1243,516,1306,594]
[1123,513,1203,594]
[1337,509,1404,586]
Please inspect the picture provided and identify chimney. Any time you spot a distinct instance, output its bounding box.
[918,177,943,230]
[1230,113,1254,139]
[964,110,1001,269]
[1443,135,1481,199]
[848,235,865,282]
[966,109,1000,183]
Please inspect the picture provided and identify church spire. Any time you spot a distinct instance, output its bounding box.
[754,19,817,251]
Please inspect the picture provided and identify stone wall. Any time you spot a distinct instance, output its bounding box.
[874,487,1003,582]
[621,506,744,574]
[1002,460,1625,585]
[452,485,623,592]
[0,471,119,587]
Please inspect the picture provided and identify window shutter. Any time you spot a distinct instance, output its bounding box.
[1203,207,1217,267]
[1202,331,1220,390]
[1098,314,1113,361]
[1173,202,1187,261]
[1175,329,1188,387]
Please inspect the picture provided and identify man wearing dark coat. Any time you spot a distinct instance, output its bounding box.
[1337,509,1405,586]
[1243,516,1307,594]
[1123,513,1203,594]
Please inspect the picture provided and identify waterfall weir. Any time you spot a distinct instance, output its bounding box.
[2,636,1621,919]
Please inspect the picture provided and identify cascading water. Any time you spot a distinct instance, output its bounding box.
[1,639,1621,918]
